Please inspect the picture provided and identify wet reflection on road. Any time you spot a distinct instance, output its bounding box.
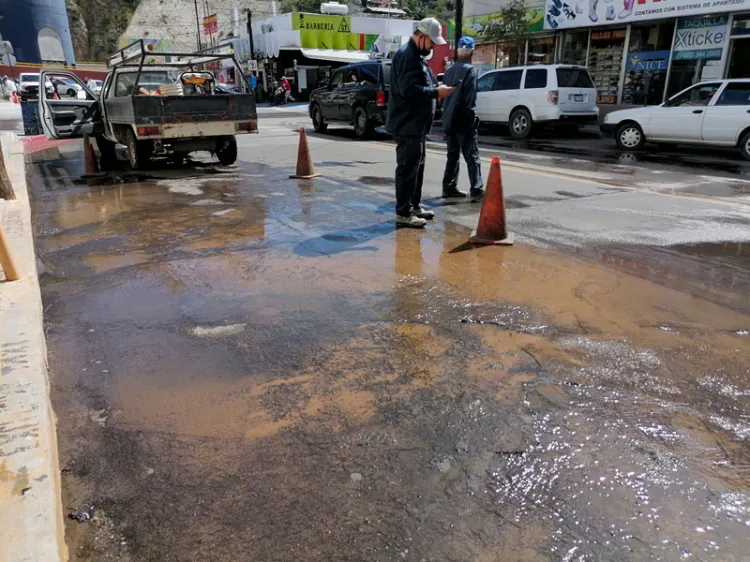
[27,145,750,561]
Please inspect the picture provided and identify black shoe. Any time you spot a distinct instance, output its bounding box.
[442,189,468,198]
[470,189,484,201]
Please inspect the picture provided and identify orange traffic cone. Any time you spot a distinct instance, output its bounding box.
[469,156,513,246]
[11,91,18,104]
[290,127,320,179]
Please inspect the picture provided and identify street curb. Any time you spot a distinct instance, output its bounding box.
[0,133,67,561]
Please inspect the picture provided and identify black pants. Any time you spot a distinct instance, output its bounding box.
[394,134,426,217]
[442,126,483,193]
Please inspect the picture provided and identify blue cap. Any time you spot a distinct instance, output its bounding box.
[458,36,475,49]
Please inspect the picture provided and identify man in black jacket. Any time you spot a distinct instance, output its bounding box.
[441,36,484,200]
[387,17,455,228]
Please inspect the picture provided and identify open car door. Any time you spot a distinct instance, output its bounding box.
[39,70,102,140]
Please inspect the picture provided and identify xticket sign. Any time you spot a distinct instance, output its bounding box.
[672,16,728,59]
[544,0,750,30]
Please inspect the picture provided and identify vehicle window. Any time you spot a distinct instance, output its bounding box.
[477,73,497,92]
[381,64,390,86]
[668,83,722,107]
[715,82,750,106]
[21,75,38,83]
[494,70,523,91]
[556,68,594,88]
[358,64,379,85]
[115,71,174,96]
[330,70,344,88]
[524,69,547,89]
[344,69,359,86]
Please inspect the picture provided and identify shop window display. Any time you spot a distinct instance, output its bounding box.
[727,14,750,78]
[622,22,673,105]
[559,30,589,66]
[587,27,625,104]
[527,36,556,64]
[667,15,728,97]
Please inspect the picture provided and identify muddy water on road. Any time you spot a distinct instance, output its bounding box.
[28,148,750,561]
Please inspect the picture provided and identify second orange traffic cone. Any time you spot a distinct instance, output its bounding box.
[11,91,18,104]
[290,127,320,179]
[469,156,513,246]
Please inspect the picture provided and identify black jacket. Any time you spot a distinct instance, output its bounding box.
[386,39,438,137]
[441,60,478,132]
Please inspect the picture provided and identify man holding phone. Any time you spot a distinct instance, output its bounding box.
[387,17,455,228]
[441,36,484,201]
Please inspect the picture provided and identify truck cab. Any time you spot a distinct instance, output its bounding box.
[38,40,258,170]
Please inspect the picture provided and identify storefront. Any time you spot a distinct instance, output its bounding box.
[543,0,750,107]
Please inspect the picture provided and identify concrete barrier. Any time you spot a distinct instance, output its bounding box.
[0,132,67,561]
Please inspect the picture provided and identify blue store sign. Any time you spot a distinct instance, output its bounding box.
[626,50,670,71]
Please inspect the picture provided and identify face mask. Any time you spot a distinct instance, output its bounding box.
[418,38,433,57]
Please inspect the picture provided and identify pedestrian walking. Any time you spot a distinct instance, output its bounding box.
[441,36,484,201]
[387,17,455,228]
[281,76,295,102]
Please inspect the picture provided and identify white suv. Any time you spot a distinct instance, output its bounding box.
[476,64,599,139]
[601,79,750,160]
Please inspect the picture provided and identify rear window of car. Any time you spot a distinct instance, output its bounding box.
[524,68,547,89]
[381,64,390,86]
[556,68,594,88]
[358,64,380,86]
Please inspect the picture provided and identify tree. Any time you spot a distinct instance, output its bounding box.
[280,0,325,14]
[400,0,451,20]
[482,0,529,66]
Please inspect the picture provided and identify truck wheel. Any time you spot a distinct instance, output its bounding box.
[311,104,327,133]
[125,129,151,170]
[353,107,373,138]
[509,108,533,140]
[96,135,117,171]
[216,136,238,166]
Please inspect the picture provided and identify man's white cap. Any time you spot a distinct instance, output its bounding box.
[415,17,447,45]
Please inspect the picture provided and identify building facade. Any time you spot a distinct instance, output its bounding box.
[0,0,75,64]
[461,0,750,107]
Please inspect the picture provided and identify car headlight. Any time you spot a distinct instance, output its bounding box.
[603,113,611,124]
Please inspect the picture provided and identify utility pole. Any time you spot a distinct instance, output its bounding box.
[194,0,203,50]
[453,0,463,61]
[246,9,254,58]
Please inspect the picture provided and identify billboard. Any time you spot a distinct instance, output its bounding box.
[203,14,218,35]
[544,0,750,30]
[292,13,374,50]
[448,8,544,41]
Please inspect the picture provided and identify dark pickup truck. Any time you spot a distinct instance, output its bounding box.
[309,60,390,138]
[38,41,257,170]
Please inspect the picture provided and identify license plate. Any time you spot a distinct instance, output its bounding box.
[573,94,586,102]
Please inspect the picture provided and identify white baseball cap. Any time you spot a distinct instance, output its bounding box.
[415,17,447,45]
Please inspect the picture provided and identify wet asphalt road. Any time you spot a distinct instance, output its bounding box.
[23,114,750,561]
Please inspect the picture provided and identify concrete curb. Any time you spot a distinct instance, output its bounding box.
[0,133,67,561]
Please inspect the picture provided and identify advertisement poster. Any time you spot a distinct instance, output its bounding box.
[544,0,749,30]
[203,14,218,35]
[672,16,728,59]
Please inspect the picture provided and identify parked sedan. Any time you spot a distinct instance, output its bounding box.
[52,77,84,98]
[601,79,750,160]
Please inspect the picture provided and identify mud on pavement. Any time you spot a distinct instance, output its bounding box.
[27,143,750,561]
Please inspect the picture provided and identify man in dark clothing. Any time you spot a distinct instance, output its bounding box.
[387,17,455,228]
[441,36,484,200]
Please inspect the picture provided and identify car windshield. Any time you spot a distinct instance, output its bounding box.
[556,68,594,88]
[21,75,38,82]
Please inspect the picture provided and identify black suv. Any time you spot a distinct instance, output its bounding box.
[309,60,390,138]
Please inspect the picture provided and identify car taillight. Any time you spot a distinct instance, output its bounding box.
[235,121,257,132]
[547,90,559,105]
[136,126,161,136]
[376,90,386,107]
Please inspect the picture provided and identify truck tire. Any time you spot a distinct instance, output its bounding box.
[353,107,374,139]
[96,135,117,171]
[125,129,151,170]
[216,136,238,166]
[311,104,327,133]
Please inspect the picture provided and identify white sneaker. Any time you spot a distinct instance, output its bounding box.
[412,206,435,220]
[606,5,615,19]
[396,215,427,228]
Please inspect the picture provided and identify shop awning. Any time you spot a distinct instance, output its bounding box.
[299,48,371,64]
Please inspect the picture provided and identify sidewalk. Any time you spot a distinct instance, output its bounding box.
[0,133,66,561]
